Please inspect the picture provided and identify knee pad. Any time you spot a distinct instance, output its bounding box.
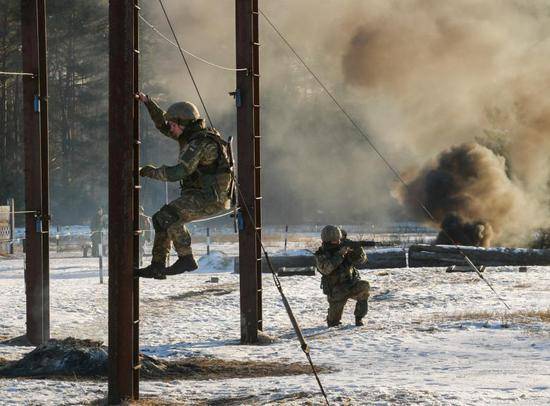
[152,205,180,232]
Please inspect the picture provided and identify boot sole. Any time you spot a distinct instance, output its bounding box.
[164,264,198,276]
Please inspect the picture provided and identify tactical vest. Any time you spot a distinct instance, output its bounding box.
[318,246,360,295]
[179,128,233,202]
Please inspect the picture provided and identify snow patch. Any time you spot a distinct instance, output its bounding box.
[196,251,233,273]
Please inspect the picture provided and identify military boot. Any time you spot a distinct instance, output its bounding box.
[327,319,342,328]
[164,254,198,275]
[136,261,167,280]
[355,316,364,327]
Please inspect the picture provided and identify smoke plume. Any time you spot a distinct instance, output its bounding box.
[394,142,536,245]
[339,0,550,244]
[137,0,550,235]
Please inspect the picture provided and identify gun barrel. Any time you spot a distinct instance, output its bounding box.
[342,239,376,248]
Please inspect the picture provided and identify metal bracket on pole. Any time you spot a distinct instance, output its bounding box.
[33,95,40,112]
[229,89,242,108]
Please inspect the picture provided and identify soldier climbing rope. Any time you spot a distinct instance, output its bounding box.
[145,1,330,403]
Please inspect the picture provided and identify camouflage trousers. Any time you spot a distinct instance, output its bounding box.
[151,190,229,264]
[327,280,370,325]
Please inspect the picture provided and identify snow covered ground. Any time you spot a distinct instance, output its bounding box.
[0,242,549,405]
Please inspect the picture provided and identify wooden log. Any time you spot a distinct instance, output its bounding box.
[409,244,550,267]
[233,249,407,273]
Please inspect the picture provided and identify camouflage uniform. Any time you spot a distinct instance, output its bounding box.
[142,98,232,266]
[314,243,370,326]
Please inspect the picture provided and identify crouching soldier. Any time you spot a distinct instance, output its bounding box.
[135,92,233,279]
[314,225,370,327]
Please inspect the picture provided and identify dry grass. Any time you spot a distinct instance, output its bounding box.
[432,308,550,324]
[87,391,318,406]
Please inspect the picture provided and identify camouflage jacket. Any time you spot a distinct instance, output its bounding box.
[143,98,232,200]
[314,244,366,290]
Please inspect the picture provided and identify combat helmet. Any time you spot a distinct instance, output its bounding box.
[321,225,342,243]
[166,101,200,126]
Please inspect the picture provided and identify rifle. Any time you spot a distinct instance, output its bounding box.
[340,229,376,248]
[341,238,376,248]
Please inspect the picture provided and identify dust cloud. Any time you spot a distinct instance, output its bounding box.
[138,1,550,240]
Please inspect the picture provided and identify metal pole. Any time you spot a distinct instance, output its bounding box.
[9,198,15,254]
[164,181,170,266]
[108,0,139,402]
[99,231,104,284]
[37,0,50,342]
[206,227,210,256]
[236,0,262,344]
[21,0,49,346]
[284,224,288,253]
[132,0,141,398]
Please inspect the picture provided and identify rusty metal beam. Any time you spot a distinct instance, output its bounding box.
[236,0,262,344]
[37,0,50,342]
[131,0,141,399]
[108,0,139,402]
[21,0,49,346]
[9,198,15,254]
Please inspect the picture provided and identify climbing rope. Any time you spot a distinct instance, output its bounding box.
[235,184,330,406]
[189,208,234,224]
[0,71,35,77]
[157,0,214,128]
[138,14,247,73]
[259,9,511,311]
[142,6,329,402]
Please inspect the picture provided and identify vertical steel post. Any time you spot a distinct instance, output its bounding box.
[131,0,141,399]
[9,198,15,254]
[108,0,139,402]
[21,0,49,346]
[236,0,262,343]
[37,0,50,343]
[206,227,210,256]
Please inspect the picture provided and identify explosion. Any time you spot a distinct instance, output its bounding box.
[395,142,535,246]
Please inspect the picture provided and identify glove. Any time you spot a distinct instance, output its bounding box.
[348,248,363,262]
[139,165,158,178]
[337,246,351,257]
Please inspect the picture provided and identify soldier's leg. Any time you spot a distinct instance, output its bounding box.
[170,223,192,257]
[350,280,370,325]
[164,194,223,275]
[137,204,179,279]
[151,204,181,264]
[327,298,347,327]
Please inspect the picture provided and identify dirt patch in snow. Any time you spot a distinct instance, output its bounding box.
[141,283,239,303]
[168,286,235,300]
[86,392,316,405]
[0,337,324,381]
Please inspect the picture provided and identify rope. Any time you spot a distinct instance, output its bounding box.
[259,9,511,312]
[0,71,35,77]
[138,14,247,73]
[235,184,330,406]
[190,208,235,223]
[157,0,214,128]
